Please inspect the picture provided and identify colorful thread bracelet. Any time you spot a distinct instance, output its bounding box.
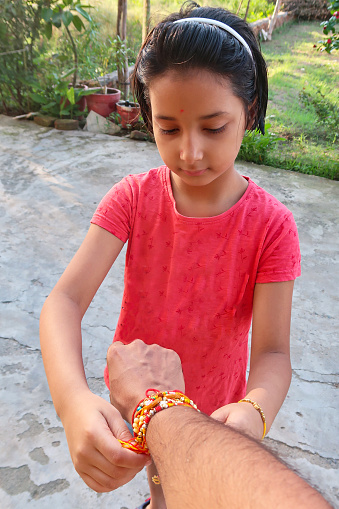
[118,389,200,455]
[238,398,267,440]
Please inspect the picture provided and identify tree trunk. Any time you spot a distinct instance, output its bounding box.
[65,24,78,87]
[236,0,244,16]
[116,0,129,98]
[142,0,151,41]
[267,0,282,40]
[244,0,251,20]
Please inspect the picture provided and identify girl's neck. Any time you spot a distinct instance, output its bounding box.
[170,169,248,218]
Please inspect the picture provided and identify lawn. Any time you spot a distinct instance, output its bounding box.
[249,20,339,179]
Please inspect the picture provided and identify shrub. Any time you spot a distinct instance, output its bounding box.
[283,0,330,20]
[317,1,339,53]
[237,123,285,165]
[0,0,51,114]
[299,87,339,140]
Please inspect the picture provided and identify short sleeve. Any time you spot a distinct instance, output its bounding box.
[256,212,301,283]
[90,177,135,243]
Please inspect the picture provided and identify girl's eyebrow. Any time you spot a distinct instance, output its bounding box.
[154,111,230,121]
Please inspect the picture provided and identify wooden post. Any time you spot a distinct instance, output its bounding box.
[244,0,251,21]
[142,0,151,42]
[116,0,130,99]
[267,0,282,41]
[236,0,244,16]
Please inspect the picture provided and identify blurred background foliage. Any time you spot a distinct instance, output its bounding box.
[0,0,338,178]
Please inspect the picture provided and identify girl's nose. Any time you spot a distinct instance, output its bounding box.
[179,133,203,164]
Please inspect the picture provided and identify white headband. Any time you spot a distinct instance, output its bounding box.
[173,17,254,62]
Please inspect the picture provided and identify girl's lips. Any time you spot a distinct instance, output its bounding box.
[181,168,208,176]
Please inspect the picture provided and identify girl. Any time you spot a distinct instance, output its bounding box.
[40,3,301,509]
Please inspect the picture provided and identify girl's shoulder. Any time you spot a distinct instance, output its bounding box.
[120,165,167,190]
[100,166,167,206]
[246,177,294,218]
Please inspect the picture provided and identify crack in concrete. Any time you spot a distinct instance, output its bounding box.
[87,323,115,333]
[292,369,339,388]
[0,337,40,356]
[0,465,69,499]
[266,437,338,470]
[5,299,41,321]
[294,368,339,377]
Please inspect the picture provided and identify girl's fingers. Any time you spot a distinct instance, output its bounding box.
[80,453,144,492]
[96,408,151,469]
[95,429,150,470]
[88,447,144,480]
[80,472,109,493]
[210,405,231,423]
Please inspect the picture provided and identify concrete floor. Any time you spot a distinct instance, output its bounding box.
[0,114,338,508]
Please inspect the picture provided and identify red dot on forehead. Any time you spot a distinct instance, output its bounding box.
[180,109,184,113]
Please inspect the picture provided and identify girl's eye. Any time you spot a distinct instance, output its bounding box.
[158,124,227,135]
[206,124,227,134]
[159,128,178,135]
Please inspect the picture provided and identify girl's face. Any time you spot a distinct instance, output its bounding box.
[149,69,248,188]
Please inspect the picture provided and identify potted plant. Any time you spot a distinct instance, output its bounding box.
[30,71,100,129]
[86,81,121,118]
[116,99,140,128]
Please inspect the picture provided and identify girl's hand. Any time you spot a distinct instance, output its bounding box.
[210,402,264,441]
[61,390,151,492]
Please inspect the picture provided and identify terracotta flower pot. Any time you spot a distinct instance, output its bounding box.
[116,100,141,128]
[86,88,121,118]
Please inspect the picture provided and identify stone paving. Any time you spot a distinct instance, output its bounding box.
[0,114,338,508]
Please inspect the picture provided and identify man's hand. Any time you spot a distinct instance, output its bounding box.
[107,340,185,423]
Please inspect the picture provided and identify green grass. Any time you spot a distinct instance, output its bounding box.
[257,21,339,179]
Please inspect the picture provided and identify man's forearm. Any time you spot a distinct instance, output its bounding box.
[147,406,332,509]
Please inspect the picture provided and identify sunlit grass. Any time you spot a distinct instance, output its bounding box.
[257,21,339,179]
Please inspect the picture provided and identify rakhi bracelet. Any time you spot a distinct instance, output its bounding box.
[118,389,200,455]
[238,398,267,440]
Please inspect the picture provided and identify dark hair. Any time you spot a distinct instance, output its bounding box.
[132,1,268,135]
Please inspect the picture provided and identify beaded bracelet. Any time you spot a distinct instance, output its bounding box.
[118,389,200,455]
[238,398,267,440]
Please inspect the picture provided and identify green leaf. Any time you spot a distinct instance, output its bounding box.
[75,4,91,22]
[29,93,47,105]
[81,88,101,96]
[67,87,75,105]
[41,7,53,22]
[60,108,71,115]
[72,15,85,32]
[60,68,76,79]
[52,9,62,27]
[62,11,73,27]
[63,0,73,5]
[45,22,52,39]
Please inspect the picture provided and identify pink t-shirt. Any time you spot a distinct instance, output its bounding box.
[91,166,301,415]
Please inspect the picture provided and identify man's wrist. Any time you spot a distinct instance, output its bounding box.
[125,387,177,425]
